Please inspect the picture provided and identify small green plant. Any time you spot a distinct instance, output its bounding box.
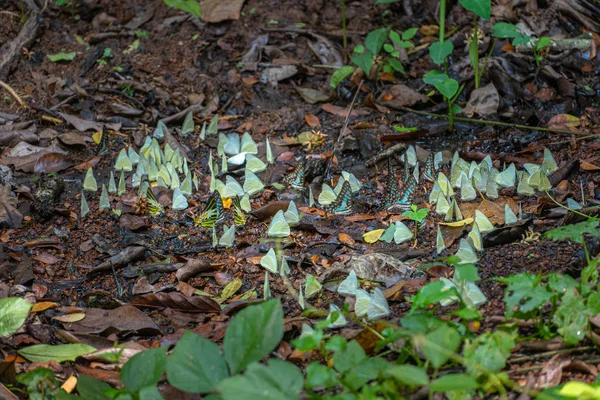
[402,204,429,241]
[121,84,134,97]
[351,26,417,78]
[163,0,201,18]
[423,70,461,130]
[492,22,551,68]
[55,0,71,5]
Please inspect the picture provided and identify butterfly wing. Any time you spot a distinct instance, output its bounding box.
[233,195,247,226]
[97,126,109,154]
[325,180,354,215]
[195,191,224,227]
[284,162,305,189]
[422,152,435,182]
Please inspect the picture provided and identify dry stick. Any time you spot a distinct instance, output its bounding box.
[509,357,600,376]
[508,346,595,364]
[0,80,27,108]
[365,142,408,167]
[159,102,205,125]
[398,106,594,136]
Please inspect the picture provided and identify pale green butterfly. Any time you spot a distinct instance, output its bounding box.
[517,172,535,195]
[240,193,251,212]
[475,210,494,233]
[436,225,446,254]
[338,270,358,296]
[260,248,278,273]
[438,277,461,307]
[83,167,97,192]
[459,173,476,201]
[80,191,89,218]
[504,204,518,225]
[440,278,487,307]
[367,288,390,320]
[263,271,271,300]
[223,132,241,155]
[308,186,315,207]
[468,223,483,252]
[219,224,236,248]
[486,176,499,199]
[455,238,479,265]
[221,153,228,174]
[475,169,488,193]
[326,304,348,329]
[404,145,417,167]
[268,210,291,238]
[181,110,195,137]
[412,162,419,184]
[131,172,141,188]
[153,120,167,140]
[542,148,558,173]
[227,152,247,166]
[467,160,479,179]
[284,201,300,226]
[212,226,218,248]
[180,174,192,196]
[243,170,264,196]
[164,143,174,162]
[157,176,169,188]
[567,198,583,210]
[127,146,140,165]
[172,187,188,210]
[495,163,516,188]
[523,163,541,176]
[434,151,444,170]
[429,180,441,204]
[183,157,189,176]
[171,150,183,172]
[139,136,153,158]
[192,172,199,191]
[538,173,552,191]
[298,286,305,310]
[393,221,413,244]
[304,274,322,298]
[445,198,463,222]
[528,171,542,188]
[437,172,454,196]
[207,114,219,136]
[150,138,162,165]
[157,165,171,186]
[354,289,371,317]
[300,323,315,339]
[118,170,126,195]
[170,171,181,190]
[379,224,396,244]
[280,256,290,275]
[147,160,159,182]
[135,159,147,177]
[341,171,362,192]
[108,171,117,193]
[480,155,493,169]
[266,137,274,164]
[199,121,206,141]
[245,154,267,173]
[318,183,338,205]
[223,175,245,198]
[435,192,451,215]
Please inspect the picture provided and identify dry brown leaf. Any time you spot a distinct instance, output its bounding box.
[338,233,356,245]
[580,160,600,171]
[305,114,320,127]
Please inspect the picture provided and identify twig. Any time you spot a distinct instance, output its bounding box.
[398,106,595,136]
[508,346,594,364]
[159,102,205,125]
[365,142,408,167]
[0,80,27,108]
[262,27,366,39]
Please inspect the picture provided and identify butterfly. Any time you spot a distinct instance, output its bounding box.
[422,152,436,182]
[284,162,305,189]
[115,148,133,172]
[146,187,165,217]
[233,195,247,226]
[304,274,322,298]
[367,288,390,320]
[194,191,224,227]
[218,224,235,248]
[324,180,354,215]
[181,111,195,137]
[260,248,278,274]
[386,175,416,211]
[96,126,109,154]
[393,221,413,244]
[172,187,188,210]
[383,158,400,208]
[83,167,97,192]
[338,270,358,296]
[267,210,291,237]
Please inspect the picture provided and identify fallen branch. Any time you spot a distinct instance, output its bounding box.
[365,142,408,167]
[0,4,42,79]
[0,80,27,108]
[87,246,147,276]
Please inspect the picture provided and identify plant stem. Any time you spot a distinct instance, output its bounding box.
[341,0,347,49]
[472,15,480,89]
[397,106,597,136]
[439,0,446,43]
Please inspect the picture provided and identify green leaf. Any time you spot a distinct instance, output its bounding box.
[47,52,77,62]
[462,331,515,374]
[139,385,164,400]
[422,325,461,368]
[553,288,589,345]
[217,360,303,400]
[0,297,32,337]
[458,0,490,19]
[17,368,60,394]
[19,343,95,362]
[536,36,551,50]
[305,362,341,389]
[351,51,373,76]
[324,335,347,352]
[402,28,418,40]
[77,375,113,400]
[435,78,459,99]
[429,374,478,392]
[455,264,479,282]
[512,34,531,46]
[365,27,389,55]
[547,273,578,293]
[383,43,395,53]
[342,357,389,391]
[353,44,365,54]
[491,22,520,38]
[544,220,599,244]
[387,58,404,74]
[224,299,284,374]
[167,331,228,393]
[389,31,401,44]
[412,281,457,309]
[163,0,201,18]
[385,365,430,387]
[428,41,454,64]
[121,347,167,392]
[330,66,354,89]
[423,70,448,85]
[496,273,554,319]
[332,340,367,374]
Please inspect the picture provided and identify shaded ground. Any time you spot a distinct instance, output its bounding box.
[1,0,600,397]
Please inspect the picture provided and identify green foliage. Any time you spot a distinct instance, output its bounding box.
[423,70,459,99]
[0,297,32,337]
[17,368,70,400]
[458,0,490,20]
[120,347,168,392]
[544,220,600,244]
[402,204,429,223]
[19,343,96,363]
[429,40,454,65]
[47,52,77,62]
[163,0,201,18]
[330,66,355,89]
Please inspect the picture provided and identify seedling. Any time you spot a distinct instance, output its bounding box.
[492,22,551,68]
[402,204,429,242]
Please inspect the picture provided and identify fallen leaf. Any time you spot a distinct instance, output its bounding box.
[376,84,428,109]
[53,313,87,323]
[63,306,160,335]
[548,114,580,131]
[321,103,369,118]
[130,292,221,313]
[580,160,600,171]
[295,87,330,104]
[31,302,59,312]
[363,229,385,243]
[0,184,23,229]
[200,0,245,23]
[58,113,121,132]
[32,252,63,265]
[305,114,320,127]
[338,233,356,245]
[462,83,500,117]
[33,153,74,174]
